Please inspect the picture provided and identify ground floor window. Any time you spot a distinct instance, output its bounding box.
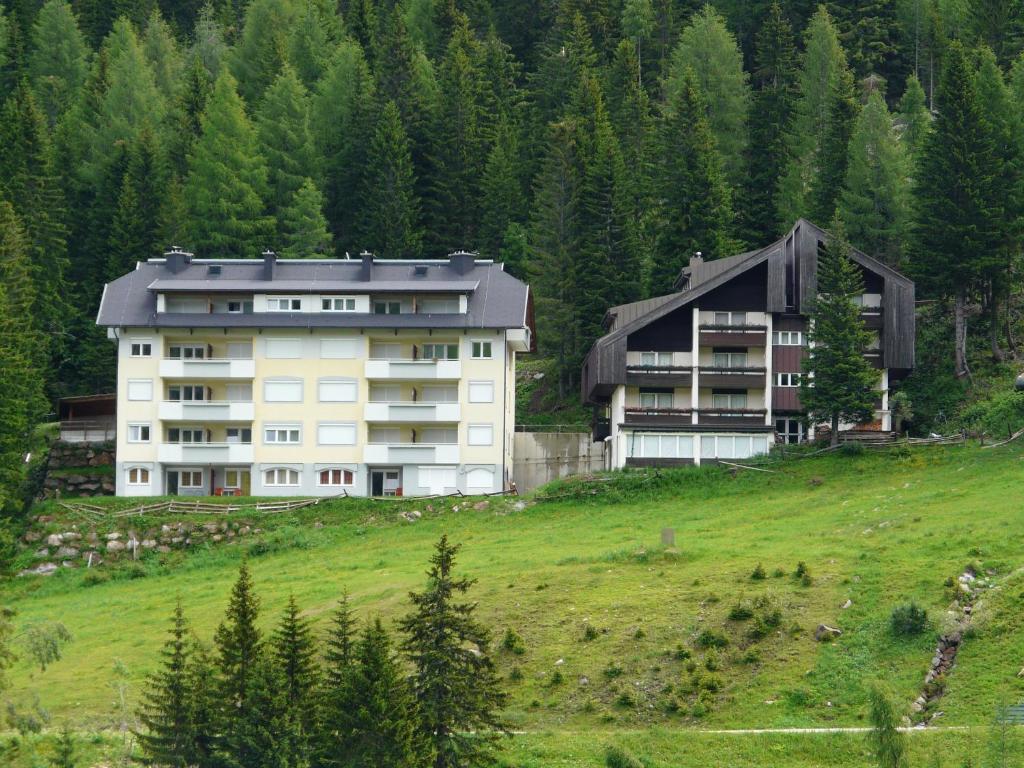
[127,467,150,485]
[775,418,805,444]
[627,433,695,459]
[265,468,300,486]
[179,470,203,488]
[318,468,354,486]
[700,435,770,460]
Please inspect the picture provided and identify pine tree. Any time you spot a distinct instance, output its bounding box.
[739,1,797,244]
[399,535,508,768]
[897,74,930,163]
[184,70,274,257]
[799,219,879,446]
[271,594,319,735]
[326,618,422,768]
[280,178,332,257]
[867,685,908,768]
[479,117,527,258]
[650,67,735,293]
[137,601,210,768]
[666,4,751,185]
[808,64,858,224]
[256,64,316,226]
[27,0,89,127]
[191,4,228,78]
[229,0,296,106]
[620,0,653,86]
[838,90,909,267]
[911,41,1001,377]
[828,0,900,83]
[358,100,422,258]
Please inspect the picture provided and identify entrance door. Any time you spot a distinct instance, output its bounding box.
[166,470,179,495]
[370,469,402,496]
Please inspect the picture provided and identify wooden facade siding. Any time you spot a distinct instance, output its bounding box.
[626,370,693,387]
[883,278,915,370]
[860,311,884,330]
[797,224,819,311]
[699,330,767,346]
[766,242,787,312]
[622,412,695,427]
[773,345,806,371]
[696,413,768,426]
[772,386,801,411]
[774,315,806,331]
[697,369,766,387]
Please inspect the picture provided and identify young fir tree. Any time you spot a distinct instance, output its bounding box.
[650,67,735,294]
[739,1,797,244]
[137,601,209,768]
[665,4,751,185]
[280,178,332,257]
[271,594,319,736]
[229,0,295,106]
[322,590,357,691]
[184,70,274,257]
[357,100,422,258]
[799,219,879,446]
[50,723,77,768]
[27,0,89,127]
[399,535,508,768]
[808,64,858,225]
[910,41,1001,378]
[837,90,909,267]
[327,618,423,768]
[867,685,908,768]
[897,74,930,164]
[227,652,309,768]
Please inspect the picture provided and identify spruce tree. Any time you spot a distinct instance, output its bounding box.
[799,219,879,446]
[897,74,930,163]
[828,0,900,82]
[666,4,751,184]
[50,724,76,768]
[272,594,319,735]
[107,125,169,278]
[739,1,797,244]
[808,64,858,224]
[229,0,296,106]
[650,67,735,294]
[27,0,89,127]
[326,618,422,768]
[168,55,213,176]
[322,590,357,691]
[184,70,274,257]
[358,100,422,257]
[969,0,1023,66]
[838,90,909,268]
[399,535,508,768]
[143,8,183,102]
[287,0,341,87]
[479,117,527,258]
[228,653,309,768]
[191,5,228,78]
[280,178,332,257]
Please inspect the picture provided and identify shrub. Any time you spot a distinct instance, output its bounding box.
[959,389,1024,439]
[672,645,691,661]
[728,601,754,621]
[695,629,729,648]
[632,627,646,640]
[582,624,600,642]
[891,601,929,637]
[750,563,767,580]
[794,561,809,578]
[605,745,643,768]
[703,648,720,671]
[773,567,786,578]
[741,649,761,664]
[604,662,624,679]
[508,666,524,681]
[840,442,865,456]
[548,669,564,686]
[700,673,723,692]
[614,690,636,708]
[501,628,526,655]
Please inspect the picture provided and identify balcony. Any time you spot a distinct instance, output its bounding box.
[364,402,461,423]
[695,408,768,426]
[160,358,255,379]
[697,366,767,387]
[364,359,462,381]
[860,309,884,330]
[625,365,693,388]
[622,407,693,427]
[159,400,255,422]
[364,443,460,464]
[158,443,254,464]
[699,324,767,347]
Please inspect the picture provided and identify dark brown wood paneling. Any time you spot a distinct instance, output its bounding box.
[766,244,786,312]
[883,279,915,369]
[773,345,807,371]
[699,262,768,310]
[860,310,883,330]
[700,330,767,346]
[772,386,801,410]
[626,370,693,387]
[697,370,767,387]
[622,411,694,427]
[626,304,693,351]
[797,224,820,312]
[774,315,807,331]
[696,413,767,426]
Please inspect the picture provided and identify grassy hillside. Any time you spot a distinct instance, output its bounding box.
[4,443,1024,766]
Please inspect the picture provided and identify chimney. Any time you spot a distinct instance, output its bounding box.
[262,249,277,280]
[359,250,374,281]
[449,250,476,275]
[164,247,193,273]
[689,251,704,269]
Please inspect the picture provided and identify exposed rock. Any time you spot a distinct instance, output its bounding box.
[841,599,852,609]
[156,545,172,554]
[56,546,79,558]
[105,532,121,541]
[62,532,81,541]
[141,539,157,549]
[815,624,843,642]
[578,676,589,686]
[512,501,527,512]
[473,500,490,511]
[554,658,564,666]
[401,510,422,523]
[106,540,125,552]
[22,531,41,543]
[46,533,64,547]
[19,563,58,577]
[34,547,50,558]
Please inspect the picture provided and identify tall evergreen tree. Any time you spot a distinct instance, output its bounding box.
[228,653,309,768]
[108,125,169,277]
[288,0,342,87]
[358,100,422,257]
[271,594,319,735]
[867,685,908,768]
[27,0,89,127]
[808,64,858,224]
[828,0,900,83]
[229,0,296,106]
[399,536,508,768]
[897,74,930,163]
[799,219,879,446]
[666,4,751,184]
[184,70,274,257]
[838,91,909,267]
[280,178,332,257]
[143,8,184,102]
[739,1,797,244]
[191,4,228,78]
[650,67,735,293]
[969,0,1023,66]
[479,117,527,258]
[322,590,357,691]
[168,54,213,176]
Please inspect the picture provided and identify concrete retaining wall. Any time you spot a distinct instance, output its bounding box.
[512,431,604,492]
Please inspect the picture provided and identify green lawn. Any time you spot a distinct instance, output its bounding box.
[3,443,1024,765]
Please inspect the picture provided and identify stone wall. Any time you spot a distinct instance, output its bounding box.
[40,440,116,498]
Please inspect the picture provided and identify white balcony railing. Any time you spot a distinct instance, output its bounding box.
[363,443,460,465]
[364,402,461,423]
[364,359,462,381]
[158,443,254,464]
[159,358,255,379]
[159,400,255,422]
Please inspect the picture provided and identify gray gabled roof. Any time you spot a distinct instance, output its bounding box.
[97,257,533,331]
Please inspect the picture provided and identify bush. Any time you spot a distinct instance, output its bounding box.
[614,690,636,708]
[604,662,624,679]
[794,561,809,578]
[700,673,723,692]
[891,601,929,637]
[548,669,564,686]
[840,442,865,456]
[703,648,720,671]
[695,628,729,648]
[582,624,600,641]
[750,563,767,580]
[605,745,643,768]
[501,628,526,655]
[508,666,523,681]
[672,645,691,661]
[960,389,1024,439]
[728,601,754,621]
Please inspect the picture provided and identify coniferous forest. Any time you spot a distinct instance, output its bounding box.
[1,0,1024,511]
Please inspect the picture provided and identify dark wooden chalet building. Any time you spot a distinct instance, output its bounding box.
[581,220,915,467]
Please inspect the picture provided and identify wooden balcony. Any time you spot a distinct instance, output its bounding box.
[697,366,767,387]
[625,365,692,388]
[699,324,767,347]
[622,407,693,427]
[695,408,768,426]
[860,309,883,330]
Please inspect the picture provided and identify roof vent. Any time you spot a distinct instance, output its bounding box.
[207,264,222,276]
[262,249,277,281]
[164,247,193,273]
[448,250,476,275]
[414,264,428,276]
[359,250,374,281]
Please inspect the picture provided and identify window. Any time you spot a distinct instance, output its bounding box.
[267,297,302,311]
[369,427,401,443]
[265,426,301,444]
[264,378,303,402]
[129,341,152,357]
[466,467,495,490]
[776,418,805,444]
[179,470,204,488]
[422,385,458,402]
[711,391,748,409]
[265,338,301,358]
[421,343,458,360]
[471,340,492,359]
[775,372,801,387]
[419,466,456,494]
[127,379,153,401]
[127,467,150,485]
[224,470,245,488]
[467,424,493,446]
[225,427,252,444]
[711,350,749,368]
[264,468,299,486]
[321,338,358,358]
[699,435,770,460]
[318,423,356,445]
[639,352,672,367]
[166,297,209,313]
[226,342,253,359]
[418,297,459,313]
[772,331,804,346]
[167,428,206,443]
[226,383,253,402]
[370,343,403,360]
[370,385,401,402]
[167,384,207,401]
[168,344,206,360]
[421,427,457,443]
[713,311,747,326]
[468,381,494,403]
[127,424,151,443]
[319,379,357,402]
[322,297,357,312]
[627,434,694,459]
[639,388,673,409]
[318,468,354,486]
[373,300,402,314]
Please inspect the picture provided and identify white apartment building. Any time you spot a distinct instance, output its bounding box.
[97,250,534,497]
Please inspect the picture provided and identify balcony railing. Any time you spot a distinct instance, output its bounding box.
[699,324,768,347]
[364,402,461,422]
[158,442,254,463]
[160,358,255,379]
[622,406,693,426]
[159,400,255,422]
[364,359,462,381]
[625,364,693,387]
[698,365,767,387]
[364,443,460,464]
